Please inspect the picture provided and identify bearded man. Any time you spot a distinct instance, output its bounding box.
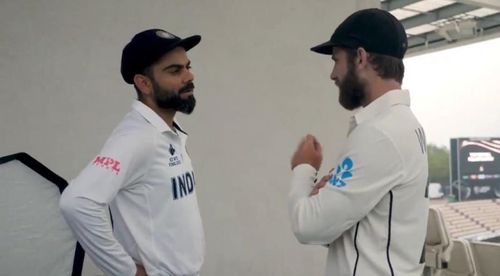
[60,29,205,276]
[288,9,429,276]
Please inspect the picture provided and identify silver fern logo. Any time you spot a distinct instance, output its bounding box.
[330,156,354,188]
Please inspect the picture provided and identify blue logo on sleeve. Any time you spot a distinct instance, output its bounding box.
[330,157,354,188]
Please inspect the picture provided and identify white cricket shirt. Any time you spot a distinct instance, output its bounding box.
[289,90,429,276]
[60,101,205,276]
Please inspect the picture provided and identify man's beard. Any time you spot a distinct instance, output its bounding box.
[152,81,196,114]
[338,62,366,110]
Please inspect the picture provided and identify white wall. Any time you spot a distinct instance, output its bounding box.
[0,0,378,275]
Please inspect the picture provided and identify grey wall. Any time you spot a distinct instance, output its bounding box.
[0,0,377,275]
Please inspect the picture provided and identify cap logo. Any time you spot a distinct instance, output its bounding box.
[156,30,175,39]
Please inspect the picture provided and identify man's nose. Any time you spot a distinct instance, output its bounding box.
[184,69,194,83]
[330,70,336,81]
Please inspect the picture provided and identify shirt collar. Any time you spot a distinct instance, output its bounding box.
[353,89,411,126]
[132,101,186,134]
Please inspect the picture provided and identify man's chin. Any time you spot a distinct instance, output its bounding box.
[339,97,361,111]
[178,106,195,115]
[177,98,196,114]
[340,103,356,111]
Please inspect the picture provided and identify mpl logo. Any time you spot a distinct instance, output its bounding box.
[93,156,121,175]
[330,156,354,188]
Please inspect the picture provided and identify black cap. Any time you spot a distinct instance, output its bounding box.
[311,8,407,59]
[121,29,201,84]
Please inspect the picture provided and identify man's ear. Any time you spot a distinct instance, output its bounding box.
[356,47,369,69]
[133,74,153,96]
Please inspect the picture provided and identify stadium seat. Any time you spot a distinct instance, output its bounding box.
[425,207,454,275]
[443,239,477,276]
[469,241,500,276]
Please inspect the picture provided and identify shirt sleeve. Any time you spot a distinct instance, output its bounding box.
[288,125,405,245]
[60,131,156,276]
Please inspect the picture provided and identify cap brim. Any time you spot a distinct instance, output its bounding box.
[175,35,201,52]
[310,41,335,55]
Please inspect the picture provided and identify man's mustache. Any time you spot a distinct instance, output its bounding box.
[179,82,195,94]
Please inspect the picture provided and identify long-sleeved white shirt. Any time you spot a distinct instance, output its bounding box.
[289,90,429,276]
[60,101,205,276]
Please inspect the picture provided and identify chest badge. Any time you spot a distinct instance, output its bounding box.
[169,144,176,156]
[168,144,182,167]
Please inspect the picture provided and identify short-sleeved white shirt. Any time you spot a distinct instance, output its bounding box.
[61,101,204,276]
[289,90,429,276]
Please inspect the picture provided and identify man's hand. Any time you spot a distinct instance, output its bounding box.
[309,174,332,196]
[135,264,147,276]
[291,134,323,171]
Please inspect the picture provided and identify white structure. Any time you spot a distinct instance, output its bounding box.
[0,153,84,276]
[0,1,378,275]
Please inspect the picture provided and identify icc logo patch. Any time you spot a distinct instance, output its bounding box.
[330,156,354,188]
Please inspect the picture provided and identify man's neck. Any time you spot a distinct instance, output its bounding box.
[363,78,401,107]
[154,108,176,130]
[141,99,176,129]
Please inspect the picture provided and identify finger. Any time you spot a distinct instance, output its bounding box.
[314,140,322,153]
[319,174,332,183]
[306,134,321,152]
[307,135,321,152]
[297,135,309,148]
[309,187,320,196]
[317,180,328,189]
[304,135,317,148]
[316,176,331,189]
[305,134,316,144]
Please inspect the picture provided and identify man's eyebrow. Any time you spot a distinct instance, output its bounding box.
[163,60,191,71]
[163,64,182,71]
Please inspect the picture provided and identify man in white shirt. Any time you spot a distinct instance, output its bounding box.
[288,9,429,276]
[60,29,205,276]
